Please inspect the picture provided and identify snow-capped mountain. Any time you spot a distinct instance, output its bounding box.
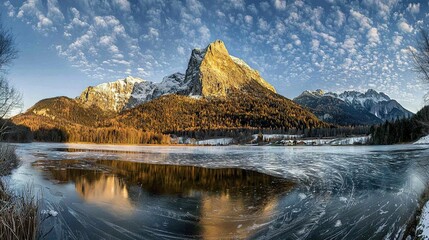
[126,72,187,109]
[77,40,277,112]
[294,89,413,125]
[77,76,143,112]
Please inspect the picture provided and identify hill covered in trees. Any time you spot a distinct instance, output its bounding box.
[370,106,429,144]
[115,85,327,133]
[12,97,170,144]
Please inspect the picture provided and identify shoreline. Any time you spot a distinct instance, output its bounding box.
[403,184,429,239]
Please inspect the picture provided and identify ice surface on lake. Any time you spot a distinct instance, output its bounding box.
[41,209,58,217]
[8,142,429,239]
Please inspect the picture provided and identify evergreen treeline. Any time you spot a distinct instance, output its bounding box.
[32,126,170,144]
[370,106,429,144]
[117,91,328,133]
[11,111,170,145]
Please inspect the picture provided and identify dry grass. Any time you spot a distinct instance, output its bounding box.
[0,143,39,240]
[0,144,19,176]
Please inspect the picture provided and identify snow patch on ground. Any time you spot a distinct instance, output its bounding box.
[196,138,234,146]
[329,136,371,145]
[417,201,429,239]
[414,135,429,145]
[280,136,371,146]
[251,134,303,142]
[174,137,234,145]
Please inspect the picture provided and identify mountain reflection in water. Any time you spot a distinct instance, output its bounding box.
[33,159,293,239]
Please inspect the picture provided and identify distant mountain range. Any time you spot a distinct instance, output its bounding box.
[293,89,413,125]
[12,40,325,143]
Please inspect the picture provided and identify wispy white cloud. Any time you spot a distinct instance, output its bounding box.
[350,10,372,30]
[244,15,253,25]
[47,0,64,22]
[4,1,16,17]
[397,20,413,32]
[112,0,131,12]
[17,0,56,32]
[406,3,420,14]
[199,25,210,42]
[367,27,380,46]
[274,0,287,10]
[258,18,269,31]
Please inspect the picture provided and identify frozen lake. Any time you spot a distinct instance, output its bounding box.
[5,143,429,239]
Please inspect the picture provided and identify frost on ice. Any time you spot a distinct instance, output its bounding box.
[41,209,59,217]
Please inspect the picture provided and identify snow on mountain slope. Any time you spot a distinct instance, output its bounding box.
[295,89,413,123]
[77,76,143,112]
[337,89,390,107]
[126,73,187,109]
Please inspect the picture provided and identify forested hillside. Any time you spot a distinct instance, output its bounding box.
[115,88,327,133]
[370,106,429,144]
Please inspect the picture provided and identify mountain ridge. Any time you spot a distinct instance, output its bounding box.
[294,89,413,125]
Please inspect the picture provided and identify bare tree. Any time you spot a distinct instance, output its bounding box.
[0,19,21,136]
[412,30,429,94]
[0,23,17,71]
[0,76,22,133]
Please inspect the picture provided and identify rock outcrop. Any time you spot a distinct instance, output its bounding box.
[184,40,276,97]
[77,76,143,112]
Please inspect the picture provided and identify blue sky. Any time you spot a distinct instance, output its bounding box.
[1,0,429,113]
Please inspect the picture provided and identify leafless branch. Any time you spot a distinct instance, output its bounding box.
[0,23,17,72]
[0,17,21,137]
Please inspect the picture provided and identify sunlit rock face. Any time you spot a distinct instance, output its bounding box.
[185,40,276,97]
[77,76,143,112]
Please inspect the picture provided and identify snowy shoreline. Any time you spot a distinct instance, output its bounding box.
[172,135,372,146]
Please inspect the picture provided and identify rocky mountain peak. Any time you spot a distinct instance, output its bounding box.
[363,89,390,101]
[205,40,229,57]
[185,40,276,97]
[314,89,325,95]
